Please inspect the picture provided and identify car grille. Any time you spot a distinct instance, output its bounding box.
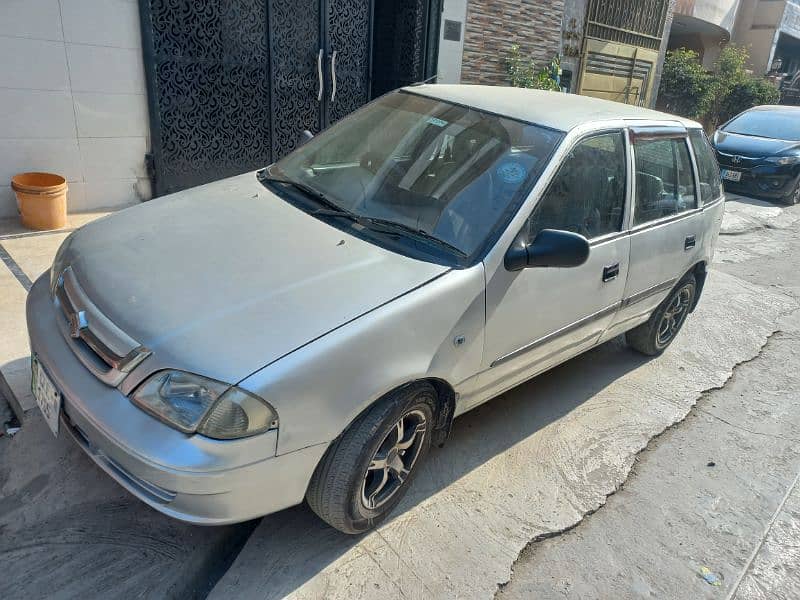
[53,266,150,387]
[715,150,765,169]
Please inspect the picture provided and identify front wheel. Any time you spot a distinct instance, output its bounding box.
[784,180,800,206]
[306,383,436,534]
[626,274,696,356]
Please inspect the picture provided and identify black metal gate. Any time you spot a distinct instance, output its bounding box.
[140,0,381,196]
[371,0,441,97]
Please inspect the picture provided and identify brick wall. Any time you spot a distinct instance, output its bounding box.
[461,0,566,85]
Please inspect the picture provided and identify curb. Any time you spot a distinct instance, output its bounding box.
[0,369,26,426]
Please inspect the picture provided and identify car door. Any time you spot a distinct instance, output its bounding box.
[475,129,632,404]
[609,126,703,336]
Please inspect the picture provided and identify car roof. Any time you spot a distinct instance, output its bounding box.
[404,84,701,132]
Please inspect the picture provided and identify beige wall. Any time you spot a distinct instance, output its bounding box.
[732,0,787,73]
[0,0,151,219]
[437,0,469,83]
[675,0,740,32]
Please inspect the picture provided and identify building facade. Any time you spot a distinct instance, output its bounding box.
[667,0,800,78]
[669,0,738,68]
[436,0,675,107]
[733,0,800,76]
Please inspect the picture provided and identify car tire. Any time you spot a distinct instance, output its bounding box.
[626,274,697,357]
[784,180,800,206]
[306,382,437,534]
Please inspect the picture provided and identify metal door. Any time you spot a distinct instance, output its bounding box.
[271,0,372,156]
[269,0,325,159]
[139,0,421,196]
[324,0,372,125]
[139,0,273,196]
[474,130,632,407]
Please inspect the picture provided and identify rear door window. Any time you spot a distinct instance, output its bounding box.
[633,137,697,226]
[688,129,722,204]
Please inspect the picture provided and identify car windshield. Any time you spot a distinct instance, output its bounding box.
[723,109,800,141]
[266,90,563,262]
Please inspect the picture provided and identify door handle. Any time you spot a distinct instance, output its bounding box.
[602,263,620,282]
[316,49,323,102]
[330,50,338,102]
[684,234,696,250]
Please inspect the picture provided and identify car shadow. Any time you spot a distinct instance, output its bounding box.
[219,336,652,599]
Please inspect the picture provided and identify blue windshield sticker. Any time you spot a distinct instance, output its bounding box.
[426,116,447,127]
[496,161,528,184]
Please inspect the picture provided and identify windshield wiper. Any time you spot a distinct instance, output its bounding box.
[360,217,467,257]
[260,172,465,258]
[260,173,350,213]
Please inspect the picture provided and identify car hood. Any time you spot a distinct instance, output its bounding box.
[714,130,800,158]
[62,172,449,383]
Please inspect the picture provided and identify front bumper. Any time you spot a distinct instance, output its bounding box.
[26,274,327,525]
[718,161,800,200]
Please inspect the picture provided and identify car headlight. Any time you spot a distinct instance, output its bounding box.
[131,370,278,439]
[765,155,800,166]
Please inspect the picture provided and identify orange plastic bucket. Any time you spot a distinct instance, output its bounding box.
[11,172,68,230]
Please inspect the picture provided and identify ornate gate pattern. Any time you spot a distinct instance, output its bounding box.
[140,0,437,196]
[269,0,323,159]
[326,0,371,124]
[142,0,272,195]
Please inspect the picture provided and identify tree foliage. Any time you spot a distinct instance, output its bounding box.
[658,45,780,129]
[506,45,561,91]
[658,49,712,119]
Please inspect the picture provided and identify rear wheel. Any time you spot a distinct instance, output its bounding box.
[306,382,436,534]
[626,274,696,356]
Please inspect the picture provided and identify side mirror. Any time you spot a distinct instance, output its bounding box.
[297,129,314,147]
[505,229,590,271]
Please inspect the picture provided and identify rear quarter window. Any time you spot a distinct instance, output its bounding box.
[688,129,722,205]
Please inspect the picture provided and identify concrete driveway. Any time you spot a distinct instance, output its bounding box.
[1,196,799,599]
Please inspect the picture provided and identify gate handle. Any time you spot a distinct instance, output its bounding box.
[316,49,323,101]
[330,50,338,102]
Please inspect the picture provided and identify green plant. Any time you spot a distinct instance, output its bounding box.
[657,49,712,119]
[506,45,561,91]
[657,45,780,130]
[715,70,780,126]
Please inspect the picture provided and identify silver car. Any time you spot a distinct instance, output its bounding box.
[27,86,724,533]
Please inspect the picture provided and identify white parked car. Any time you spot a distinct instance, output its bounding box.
[27,86,724,533]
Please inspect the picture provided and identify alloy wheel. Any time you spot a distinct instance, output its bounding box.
[656,285,693,348]
[361,409,427,510]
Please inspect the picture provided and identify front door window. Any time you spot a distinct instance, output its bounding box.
[526,131,627,240]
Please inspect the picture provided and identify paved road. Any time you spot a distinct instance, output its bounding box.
[499,199,800,598]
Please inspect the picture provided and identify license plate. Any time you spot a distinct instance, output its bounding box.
[32,355,61,436]
[721,169,741,182]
